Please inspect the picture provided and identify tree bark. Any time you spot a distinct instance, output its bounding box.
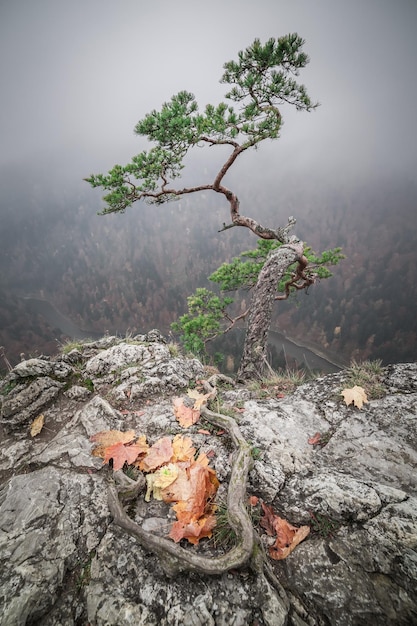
[237,241,304,381]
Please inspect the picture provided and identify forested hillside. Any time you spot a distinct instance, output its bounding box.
[1,158,416,370]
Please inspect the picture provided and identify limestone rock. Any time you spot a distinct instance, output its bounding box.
[0,335,416,626]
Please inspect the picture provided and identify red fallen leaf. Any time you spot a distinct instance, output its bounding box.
[260,501,310,560]
[270,518,310,560]
[216,430,226,436]
[197,429,212,435]
[205,449,215,458]
[248,495,259,506]
[140,436,174,471]
[276,393,285,399]
[308,432,322,445]
[260,501,278,536]
[103,441,144,471]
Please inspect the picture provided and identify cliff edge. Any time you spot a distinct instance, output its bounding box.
[1,331,416,626]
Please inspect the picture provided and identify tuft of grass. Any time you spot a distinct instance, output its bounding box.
[309,511,340,538]
[248,367,307,399]
[345,359,386,399]
[211,500,261,549]
[83,377,94,392]
[60,339,86,354]
[76,550,96,590]
[211,503,237,549]
[168,342,181,358]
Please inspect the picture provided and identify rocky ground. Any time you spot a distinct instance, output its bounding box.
[0,330,416,626]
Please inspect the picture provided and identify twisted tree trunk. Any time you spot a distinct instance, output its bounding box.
[237,240,304,381]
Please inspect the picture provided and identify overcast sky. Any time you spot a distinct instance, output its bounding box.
[1,0,416,186]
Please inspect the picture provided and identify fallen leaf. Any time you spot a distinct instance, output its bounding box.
[341,385,368,409]
[187,388,212,410]
[90,429,136,459]
[171,434,196,462]
[169,513,217,544]
[170,463,219,523]
[269,520,310,560]
[248,495,259,506]
[102,441,142,471]
[308,432,322,445]
[260,501,310,560]
[197,429,212,435]
[173,397,200,428]
[30,414,45,437]
[146,463,180,500]
[140,436,174,471]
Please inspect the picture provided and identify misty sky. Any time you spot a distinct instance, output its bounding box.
[1,0,417,187]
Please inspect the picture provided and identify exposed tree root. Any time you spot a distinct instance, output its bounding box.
[107,377,287,607]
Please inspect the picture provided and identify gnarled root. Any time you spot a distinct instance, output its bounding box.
[107,379,284,591]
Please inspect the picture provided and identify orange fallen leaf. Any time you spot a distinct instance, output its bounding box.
[171,434,196,462]
[248,495,259,506]
[260,501,310,560]
[173,397,200,428]
[197,429,212,435]
[103,441,145,471]
[90,429,136,459]
[140,436,174,471]
[30,414,45,437]
[169,513,217,544]
[341,385,368,409]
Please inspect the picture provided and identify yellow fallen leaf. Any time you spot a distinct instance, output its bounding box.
[187,389,212,410]
[146,464,179,501]
[341,385,368,409]
[30,414,45,437]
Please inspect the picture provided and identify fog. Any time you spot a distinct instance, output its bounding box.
[1,0,417,181]
[1,0,417,369]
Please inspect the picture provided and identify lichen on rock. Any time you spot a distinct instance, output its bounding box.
[0,333,416,625]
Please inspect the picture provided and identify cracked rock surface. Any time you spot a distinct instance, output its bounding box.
[0,333,416,625]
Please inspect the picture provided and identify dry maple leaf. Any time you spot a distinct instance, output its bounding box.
[172,397,200,428]
[170,464,219,523]
[341,385,368,409]
[30,414,45,437]
[140,436,174,472]
[260,501,310,560]
[90,429,136,459]
[145,463,179,501]
[103,441,145,471]
[169,513,217,545]
[171,434,196,462]
[187,388,212,410]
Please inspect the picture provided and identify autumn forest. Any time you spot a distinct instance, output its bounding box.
[0,157,416,373]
